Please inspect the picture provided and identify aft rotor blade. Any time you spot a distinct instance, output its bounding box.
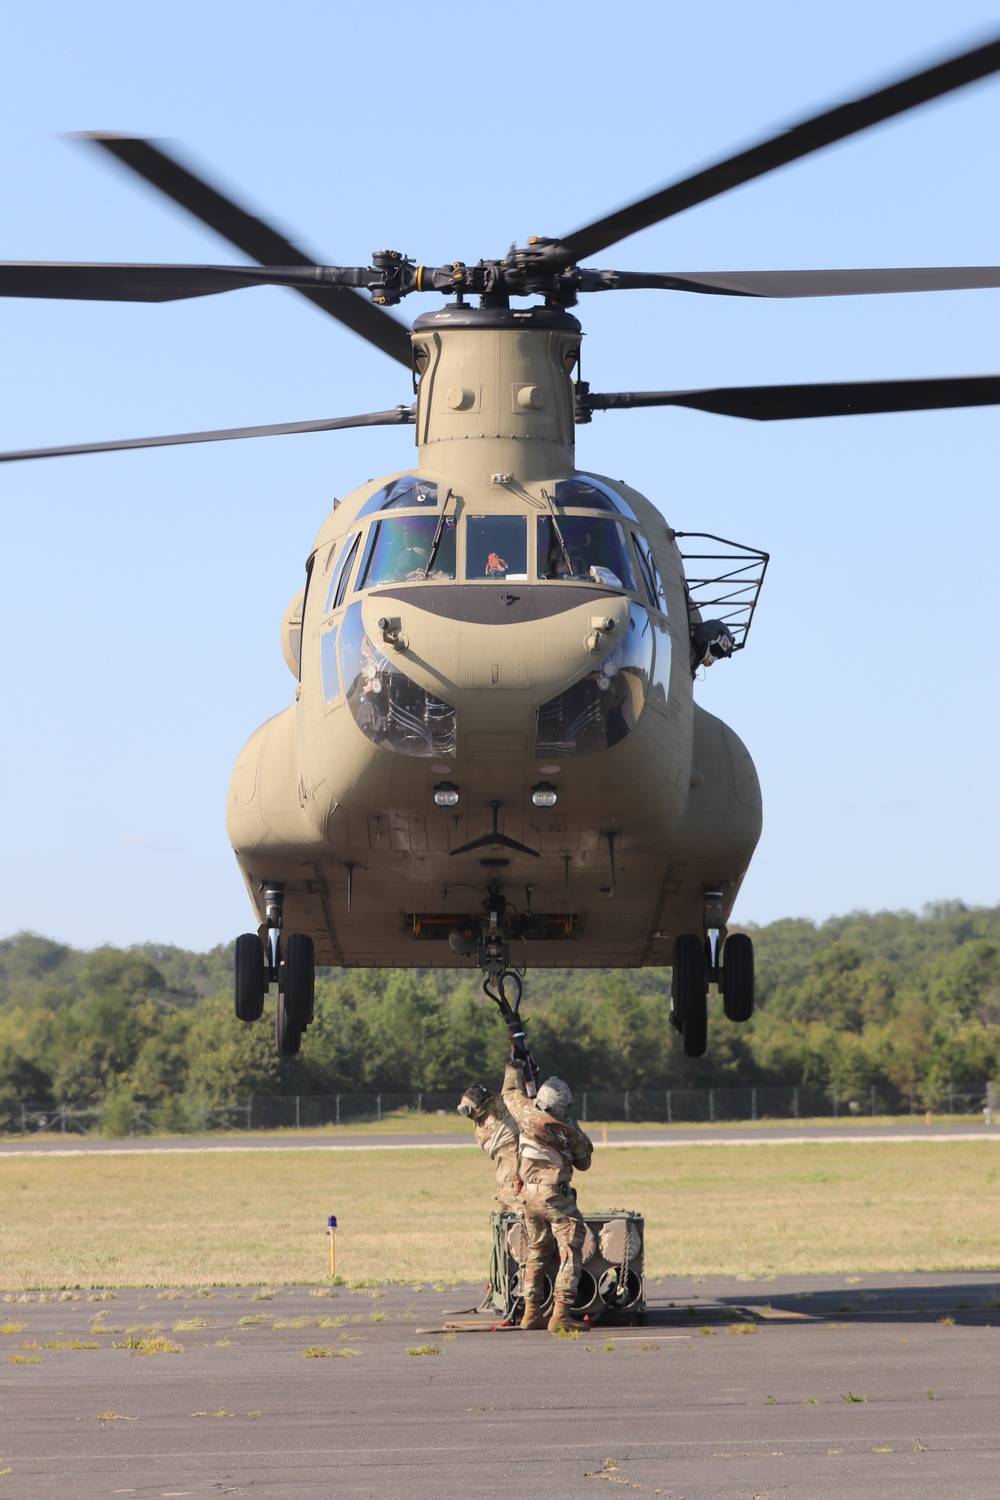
[594,266,1000,298]
[559,35,1000,264]
[0,262,346,302]
[0,405,416,463]
[585,376,1000,421]
[76,133,412,366]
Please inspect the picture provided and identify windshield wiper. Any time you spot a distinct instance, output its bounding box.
[540,487,575,577]
[424,488,454,578]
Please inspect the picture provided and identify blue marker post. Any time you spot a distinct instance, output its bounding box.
[327,1215,338,1280]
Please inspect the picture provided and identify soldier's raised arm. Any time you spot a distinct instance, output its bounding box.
[502,1060,537,1131]
[569,1120,593,1172]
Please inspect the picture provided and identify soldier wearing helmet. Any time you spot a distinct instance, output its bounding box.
[457,1082,522,1212]
[502,1059,593,1332]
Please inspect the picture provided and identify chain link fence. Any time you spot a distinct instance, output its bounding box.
[575,1084,996,1123]
[8,1082,997,1136]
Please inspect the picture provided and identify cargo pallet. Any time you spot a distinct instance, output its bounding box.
[487,1209,645,1325]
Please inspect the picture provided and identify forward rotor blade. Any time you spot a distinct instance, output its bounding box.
[586,376,1000,421]
[0,262,342,302]
[593,266,1000,298]
[76,133,412,365]
[559,35,1000,264]
[0,405,415,463]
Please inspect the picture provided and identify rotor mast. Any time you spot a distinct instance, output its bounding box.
[409,304,582,489]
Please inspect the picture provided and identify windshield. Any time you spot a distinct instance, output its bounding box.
[537,516,636,590]
[466,516,528,581]
[358,516,456,588]
[551,475,637,520]
[357,475,439,518]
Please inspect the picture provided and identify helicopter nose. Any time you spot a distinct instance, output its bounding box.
[474,595,635,700]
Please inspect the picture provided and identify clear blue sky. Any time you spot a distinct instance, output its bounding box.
[2,1,999,951]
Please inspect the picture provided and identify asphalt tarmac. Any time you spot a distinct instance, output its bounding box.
[2,1120,998,1154]
[2,1272,998,1498]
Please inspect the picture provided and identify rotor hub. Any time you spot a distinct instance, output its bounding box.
[410,304,582,334]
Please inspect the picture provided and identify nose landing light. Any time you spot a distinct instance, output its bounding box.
[531,782,558,809]
[433,781,460,807]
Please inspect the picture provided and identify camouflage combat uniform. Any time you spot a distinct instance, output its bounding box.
[502,1062,593,1302]
[472,1098,522,1212]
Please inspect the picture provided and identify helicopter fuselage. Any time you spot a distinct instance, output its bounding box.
[227,306,761,967]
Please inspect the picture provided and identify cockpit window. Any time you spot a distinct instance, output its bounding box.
[466,516,528,581]
[357,475,439,518]
[537,516,636,591]
[358,515,456,589]
[633,534,667,613]
[325,532,359,613]
[551,475,637,520]
[320,624,341,702]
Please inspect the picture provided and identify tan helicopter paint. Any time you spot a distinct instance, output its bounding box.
[227,311,761,967]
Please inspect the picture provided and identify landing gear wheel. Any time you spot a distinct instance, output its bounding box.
[283,933,315,1027]
[673,932,708,1058]
[274,991,301,1056]
[721,932,755,1022]
[234,933,266,1022]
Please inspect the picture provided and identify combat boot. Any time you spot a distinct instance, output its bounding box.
[547,1298,587,1332]
[520,1297,547,1330]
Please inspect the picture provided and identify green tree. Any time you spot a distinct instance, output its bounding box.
[0,932,77,1010]
[46,991,160,1104]
[79,948,165,998]
[183,994,287,1105]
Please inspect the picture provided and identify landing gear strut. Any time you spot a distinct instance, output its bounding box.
[259,882,317,1054]
[263,882,284,983]
[668,887,757,1058]
[231,882,319,1057]
[668,929,755,1057]
[232,886,280,1024]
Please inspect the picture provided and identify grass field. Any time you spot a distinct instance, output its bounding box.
[10,1112,984,1147]
[1,1141,998,1288]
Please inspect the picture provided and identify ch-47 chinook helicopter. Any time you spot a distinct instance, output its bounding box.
[6,36,1000,1065]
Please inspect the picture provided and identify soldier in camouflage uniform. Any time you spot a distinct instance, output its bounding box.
[457,1083,522,1212]
[502,1060,593,1331]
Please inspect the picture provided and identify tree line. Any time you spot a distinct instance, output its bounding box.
[1,899,999,1131]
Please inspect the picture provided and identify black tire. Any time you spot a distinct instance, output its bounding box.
[283,933,315,1027]
[721,932,755,1022]
[673,932,708,1058]
[234,933,266,1022]
[274,991,301,1056]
